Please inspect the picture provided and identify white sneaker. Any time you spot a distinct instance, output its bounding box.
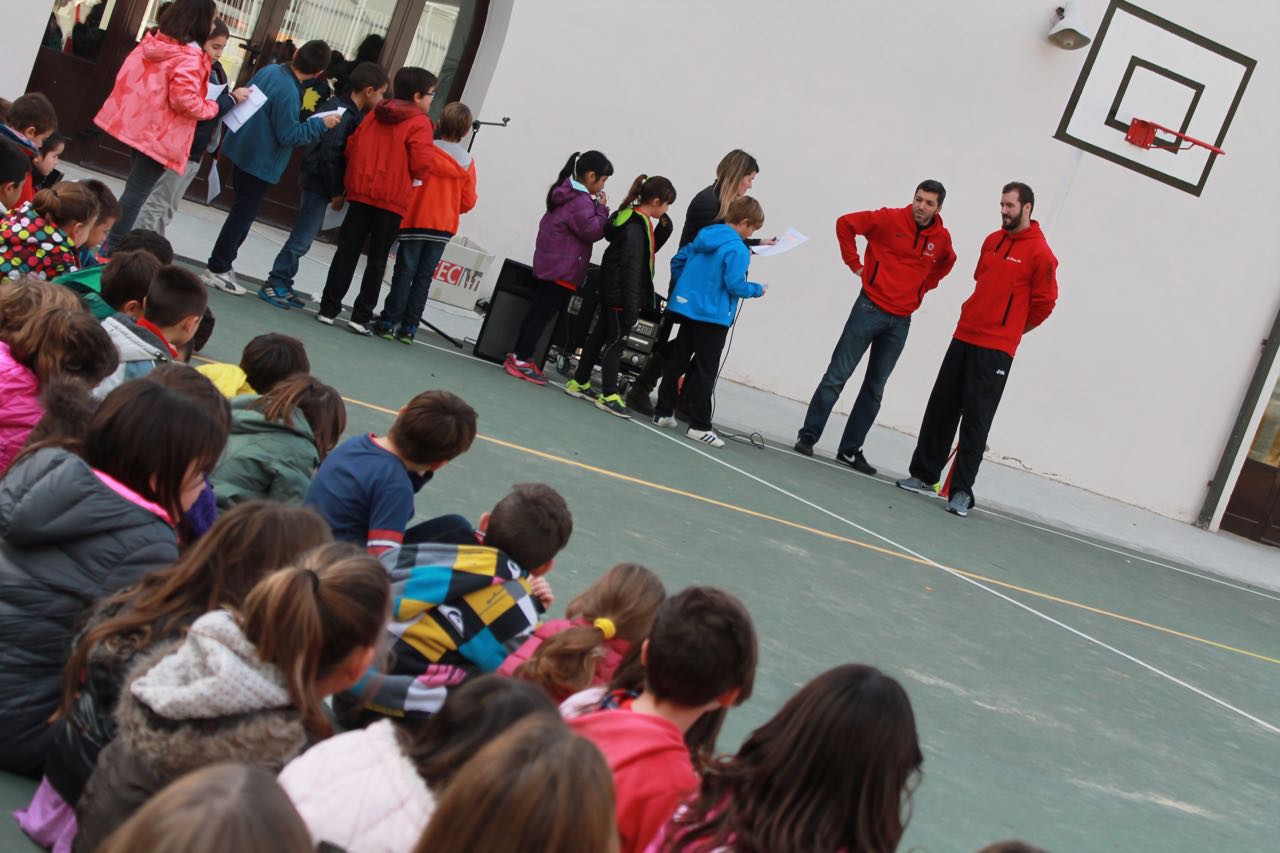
[315,313,335,326]
[653,415,678,428]
[686,428,725,448]
[202,268,247,295]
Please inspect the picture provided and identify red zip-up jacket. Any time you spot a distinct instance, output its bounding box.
[343,99,435,217]
[835,205,956,316]
[955,221,1058,357]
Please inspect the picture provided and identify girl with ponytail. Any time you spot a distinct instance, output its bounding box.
[564,175,677,416]
[0,181,99,280]
[210,373,347,507]
[499,563,666,702]
[75,543,390,849]
[505,150,614,384]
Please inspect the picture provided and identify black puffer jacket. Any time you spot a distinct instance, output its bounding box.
[300,94,364,199]
[0,447,178,776]
[600,207,673,325]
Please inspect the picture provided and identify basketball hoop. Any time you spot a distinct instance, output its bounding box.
[1124,118,1225,155]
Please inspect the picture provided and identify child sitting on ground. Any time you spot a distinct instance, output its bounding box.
[211,374,346,507]
[76,179,122,267]
[32,132,65,192]
[0,93,57,209]
[0,282,118,474]
[316,66,436,334]
[0,182,98,280]
[568,586,758,853]
[71,248,161,320]
[500,563,666,703]
[305,388,477,553]
[652,664,923,853]
[97,265,208,395]
[259,61,388,309]
[372,101,478,342]
[55,227,174,306]
[196,331,310,398]
[342,483,572,723]
[0,138,31,214]
[74,544,391,850]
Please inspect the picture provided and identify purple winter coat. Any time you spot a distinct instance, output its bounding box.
[531,179,609,288]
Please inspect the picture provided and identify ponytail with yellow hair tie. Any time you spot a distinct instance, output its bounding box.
[593,617,616,640]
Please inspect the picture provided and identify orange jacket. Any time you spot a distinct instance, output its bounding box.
[399,139,476,235]
[343,100,434,217]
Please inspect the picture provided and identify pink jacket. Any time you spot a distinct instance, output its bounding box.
[94,34,219,174]
[498,617,630,702]
[0,342,41,476]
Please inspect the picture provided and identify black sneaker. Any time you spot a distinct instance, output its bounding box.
[793,438,814,456]
[625,387,655,417]
[836,449,877,476]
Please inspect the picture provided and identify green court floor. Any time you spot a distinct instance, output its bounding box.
[5,288,1278,851]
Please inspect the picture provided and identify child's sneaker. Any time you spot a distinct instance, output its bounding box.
[372,322,395,341]
[201,269,246,295]
[686,427,725,448]
[503,354,547,385]
[256,285,293,310]
[315,312,336,326]
[347,320,374,337]
[395,332,415,345]
[563,379,593,399]
[283,289,307,308]
[652,414,678,428]
[595,394,631,419]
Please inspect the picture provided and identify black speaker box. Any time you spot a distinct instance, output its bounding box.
[473,260,559,367]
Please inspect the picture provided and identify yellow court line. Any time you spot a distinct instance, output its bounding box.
[343,396,1280,667]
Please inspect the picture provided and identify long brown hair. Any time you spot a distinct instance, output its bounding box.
[250,373,346,459]
[97,763,312,853]
[240,543,390,737]
[412,716,618,853]
[61,502,332,718]
[666,665,923,853]
[713,149,760,223]
[31,181,99,230]
[8,308,118,386]
[0,276,80,344]
[515,563,665,699]
[399,675,560,790]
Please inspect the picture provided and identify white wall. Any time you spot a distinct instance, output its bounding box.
[3,6,44,100]
[459,0,1280,523]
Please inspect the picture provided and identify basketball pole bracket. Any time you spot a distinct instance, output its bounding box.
[1124,118,1226,155]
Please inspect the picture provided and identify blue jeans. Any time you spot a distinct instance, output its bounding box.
[377,235,450,334]
[266,189,329,292]
[799,291,910,454]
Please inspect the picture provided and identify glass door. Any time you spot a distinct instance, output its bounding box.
[1223,375,1280,545]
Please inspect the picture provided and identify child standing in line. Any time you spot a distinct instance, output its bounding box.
[200,39,341,295]
[259,61,389,310]
[97,266,209,395]
[565,175,675,417]
[196,332,310,398]
[372,101,478,343]
[651,665,923,853]
[0,138,31,214]
[134,19,244,237]
[316,67,437,335]
[304,388,477,553]
[0,182,98,280]
[211,374,347,507]
[500,563,666,703]
[0,93,58,210]
[504,150,613,384]
[651,196,768,448]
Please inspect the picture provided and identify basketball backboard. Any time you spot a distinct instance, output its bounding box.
[1054,0,1255,196]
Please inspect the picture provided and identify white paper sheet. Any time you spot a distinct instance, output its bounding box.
[310,106,347,122]
[206,81,227,101]
[222,85,267,132]
[750,226,809,257]
[322,200,347,231]
[206,160,221,203]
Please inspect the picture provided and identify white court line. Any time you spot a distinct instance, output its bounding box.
[756,440,1280,603]
[631,419,1280,735]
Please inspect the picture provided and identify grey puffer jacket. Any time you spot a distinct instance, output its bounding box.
[0,447,178,777]
[74,609,309,851]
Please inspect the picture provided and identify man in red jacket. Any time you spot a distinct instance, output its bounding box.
[796,180,956,475]
[896,182,1058,517]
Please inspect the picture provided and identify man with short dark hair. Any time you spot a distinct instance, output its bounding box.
[896,181,1058,517]
[795,180,957,475]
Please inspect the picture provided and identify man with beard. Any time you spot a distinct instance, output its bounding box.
[896,182,1058,517]
[795,180,956,475]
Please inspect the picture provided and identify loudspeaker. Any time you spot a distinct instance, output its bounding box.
[473,260,559,366]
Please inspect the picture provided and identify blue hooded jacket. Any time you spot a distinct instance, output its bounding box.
[666,223,764,327]
[221,64,327,183]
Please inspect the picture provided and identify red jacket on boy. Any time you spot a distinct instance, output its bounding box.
[835,205,956,316]
[954,221,1058,357]
[343,99,435,218]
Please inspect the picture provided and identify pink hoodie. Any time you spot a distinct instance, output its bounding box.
[0,341,41,475]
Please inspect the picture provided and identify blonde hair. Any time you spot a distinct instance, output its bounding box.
[97,763,312,853]
[713,149,760,223]
[727,195,765,229]
[7,306,118,386]
[413,716,618,853]
[240,544,390,737]
[0,276,80,344]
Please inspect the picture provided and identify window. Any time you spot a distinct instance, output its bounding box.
[45,0,118,62]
